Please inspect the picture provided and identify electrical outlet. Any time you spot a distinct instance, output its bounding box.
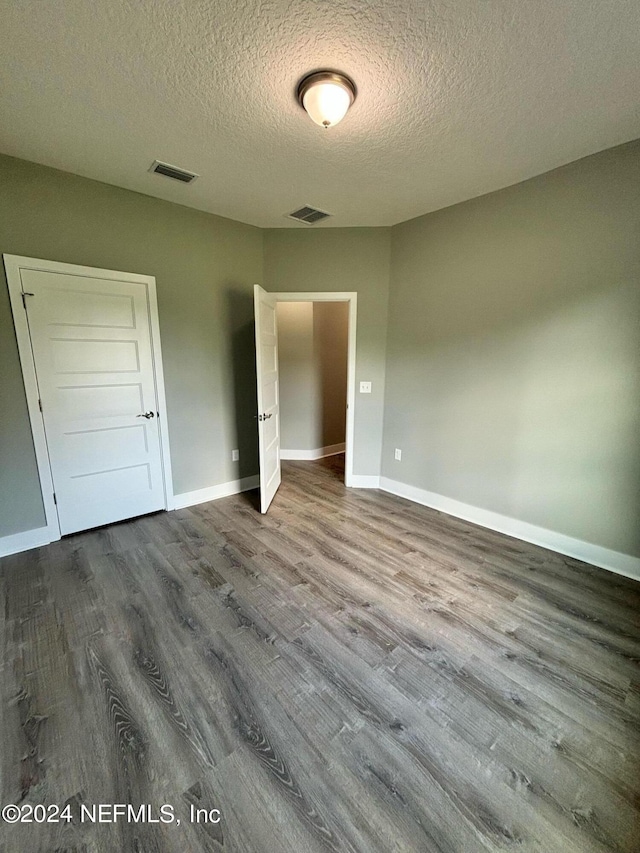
[232,449,240,462]
[359,381,372,394]
[394,448,402,461]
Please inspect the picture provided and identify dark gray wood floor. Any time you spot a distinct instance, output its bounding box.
[1,455,639,852]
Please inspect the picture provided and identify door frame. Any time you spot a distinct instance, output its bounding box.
[3,254,174,544]
[270,290,357,487]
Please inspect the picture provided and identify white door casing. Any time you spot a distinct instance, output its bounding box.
[4,255,173,539]
[254,284,281,513]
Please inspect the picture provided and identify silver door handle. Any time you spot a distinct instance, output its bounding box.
[264,413,272,419]
[137,411,155,419]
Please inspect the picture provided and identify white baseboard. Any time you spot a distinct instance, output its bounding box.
[280,443,345,461]
[0,525,55,558]
[379,476,640,582]
[4,474,638,583]
[172,475,260,510]
[0,474,260,557]
[349,474,381,489]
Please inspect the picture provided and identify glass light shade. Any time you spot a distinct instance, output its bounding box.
[298,73,356,128]
[302,81,351,128]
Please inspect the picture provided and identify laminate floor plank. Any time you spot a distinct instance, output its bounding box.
[385,642,638,831]
[1,454,638,852]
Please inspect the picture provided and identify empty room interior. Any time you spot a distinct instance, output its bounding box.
[0,2,639,851]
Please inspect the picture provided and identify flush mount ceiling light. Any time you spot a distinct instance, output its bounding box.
[297,71,357,129]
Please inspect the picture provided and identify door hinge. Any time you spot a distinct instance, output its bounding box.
[53,492,57,505]
[38,399,43,412]
[21,291,35,309]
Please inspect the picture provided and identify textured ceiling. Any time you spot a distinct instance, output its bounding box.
[1,0,639,228]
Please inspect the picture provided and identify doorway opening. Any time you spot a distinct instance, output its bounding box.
[277,300,349,487]
[254,287,357,512]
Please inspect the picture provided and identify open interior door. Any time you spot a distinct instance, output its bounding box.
[254,285,281,513]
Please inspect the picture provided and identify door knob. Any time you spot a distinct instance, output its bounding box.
[137,411,155,419]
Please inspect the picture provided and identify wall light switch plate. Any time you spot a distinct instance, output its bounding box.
[394,448,402,461]
[232,449,240,462]
[359,381,372,394]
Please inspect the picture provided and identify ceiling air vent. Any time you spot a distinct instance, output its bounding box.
[149,160,199,184]
[287,205,331,224]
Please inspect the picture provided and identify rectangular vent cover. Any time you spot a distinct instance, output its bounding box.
[287,205,331,224]
[149,160,199,184]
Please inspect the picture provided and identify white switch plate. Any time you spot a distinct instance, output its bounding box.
[232,449,240,461]
[359,381,372,394]
[394,448,402,461]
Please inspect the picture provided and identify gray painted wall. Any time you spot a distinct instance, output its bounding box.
[383,140,640,557]
[2,141,638,561]
[277,301,348,453]
[0,153,263,536]
[315,302,349,449]
[264,229,391,476]
[277,302,316,452]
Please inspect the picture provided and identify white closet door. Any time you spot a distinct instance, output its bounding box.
[254,284,281,513]
[23,268,166,534]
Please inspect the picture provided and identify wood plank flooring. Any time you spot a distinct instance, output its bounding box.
[1,455,639,852]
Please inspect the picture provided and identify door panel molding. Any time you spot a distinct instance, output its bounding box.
[3,255,174,542]
[254,285,282,513]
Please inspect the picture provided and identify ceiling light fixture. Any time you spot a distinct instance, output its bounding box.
[297,71,356,129]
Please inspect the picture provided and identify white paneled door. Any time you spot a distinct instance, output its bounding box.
[19,265,167,535]
[254,284,281,513]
